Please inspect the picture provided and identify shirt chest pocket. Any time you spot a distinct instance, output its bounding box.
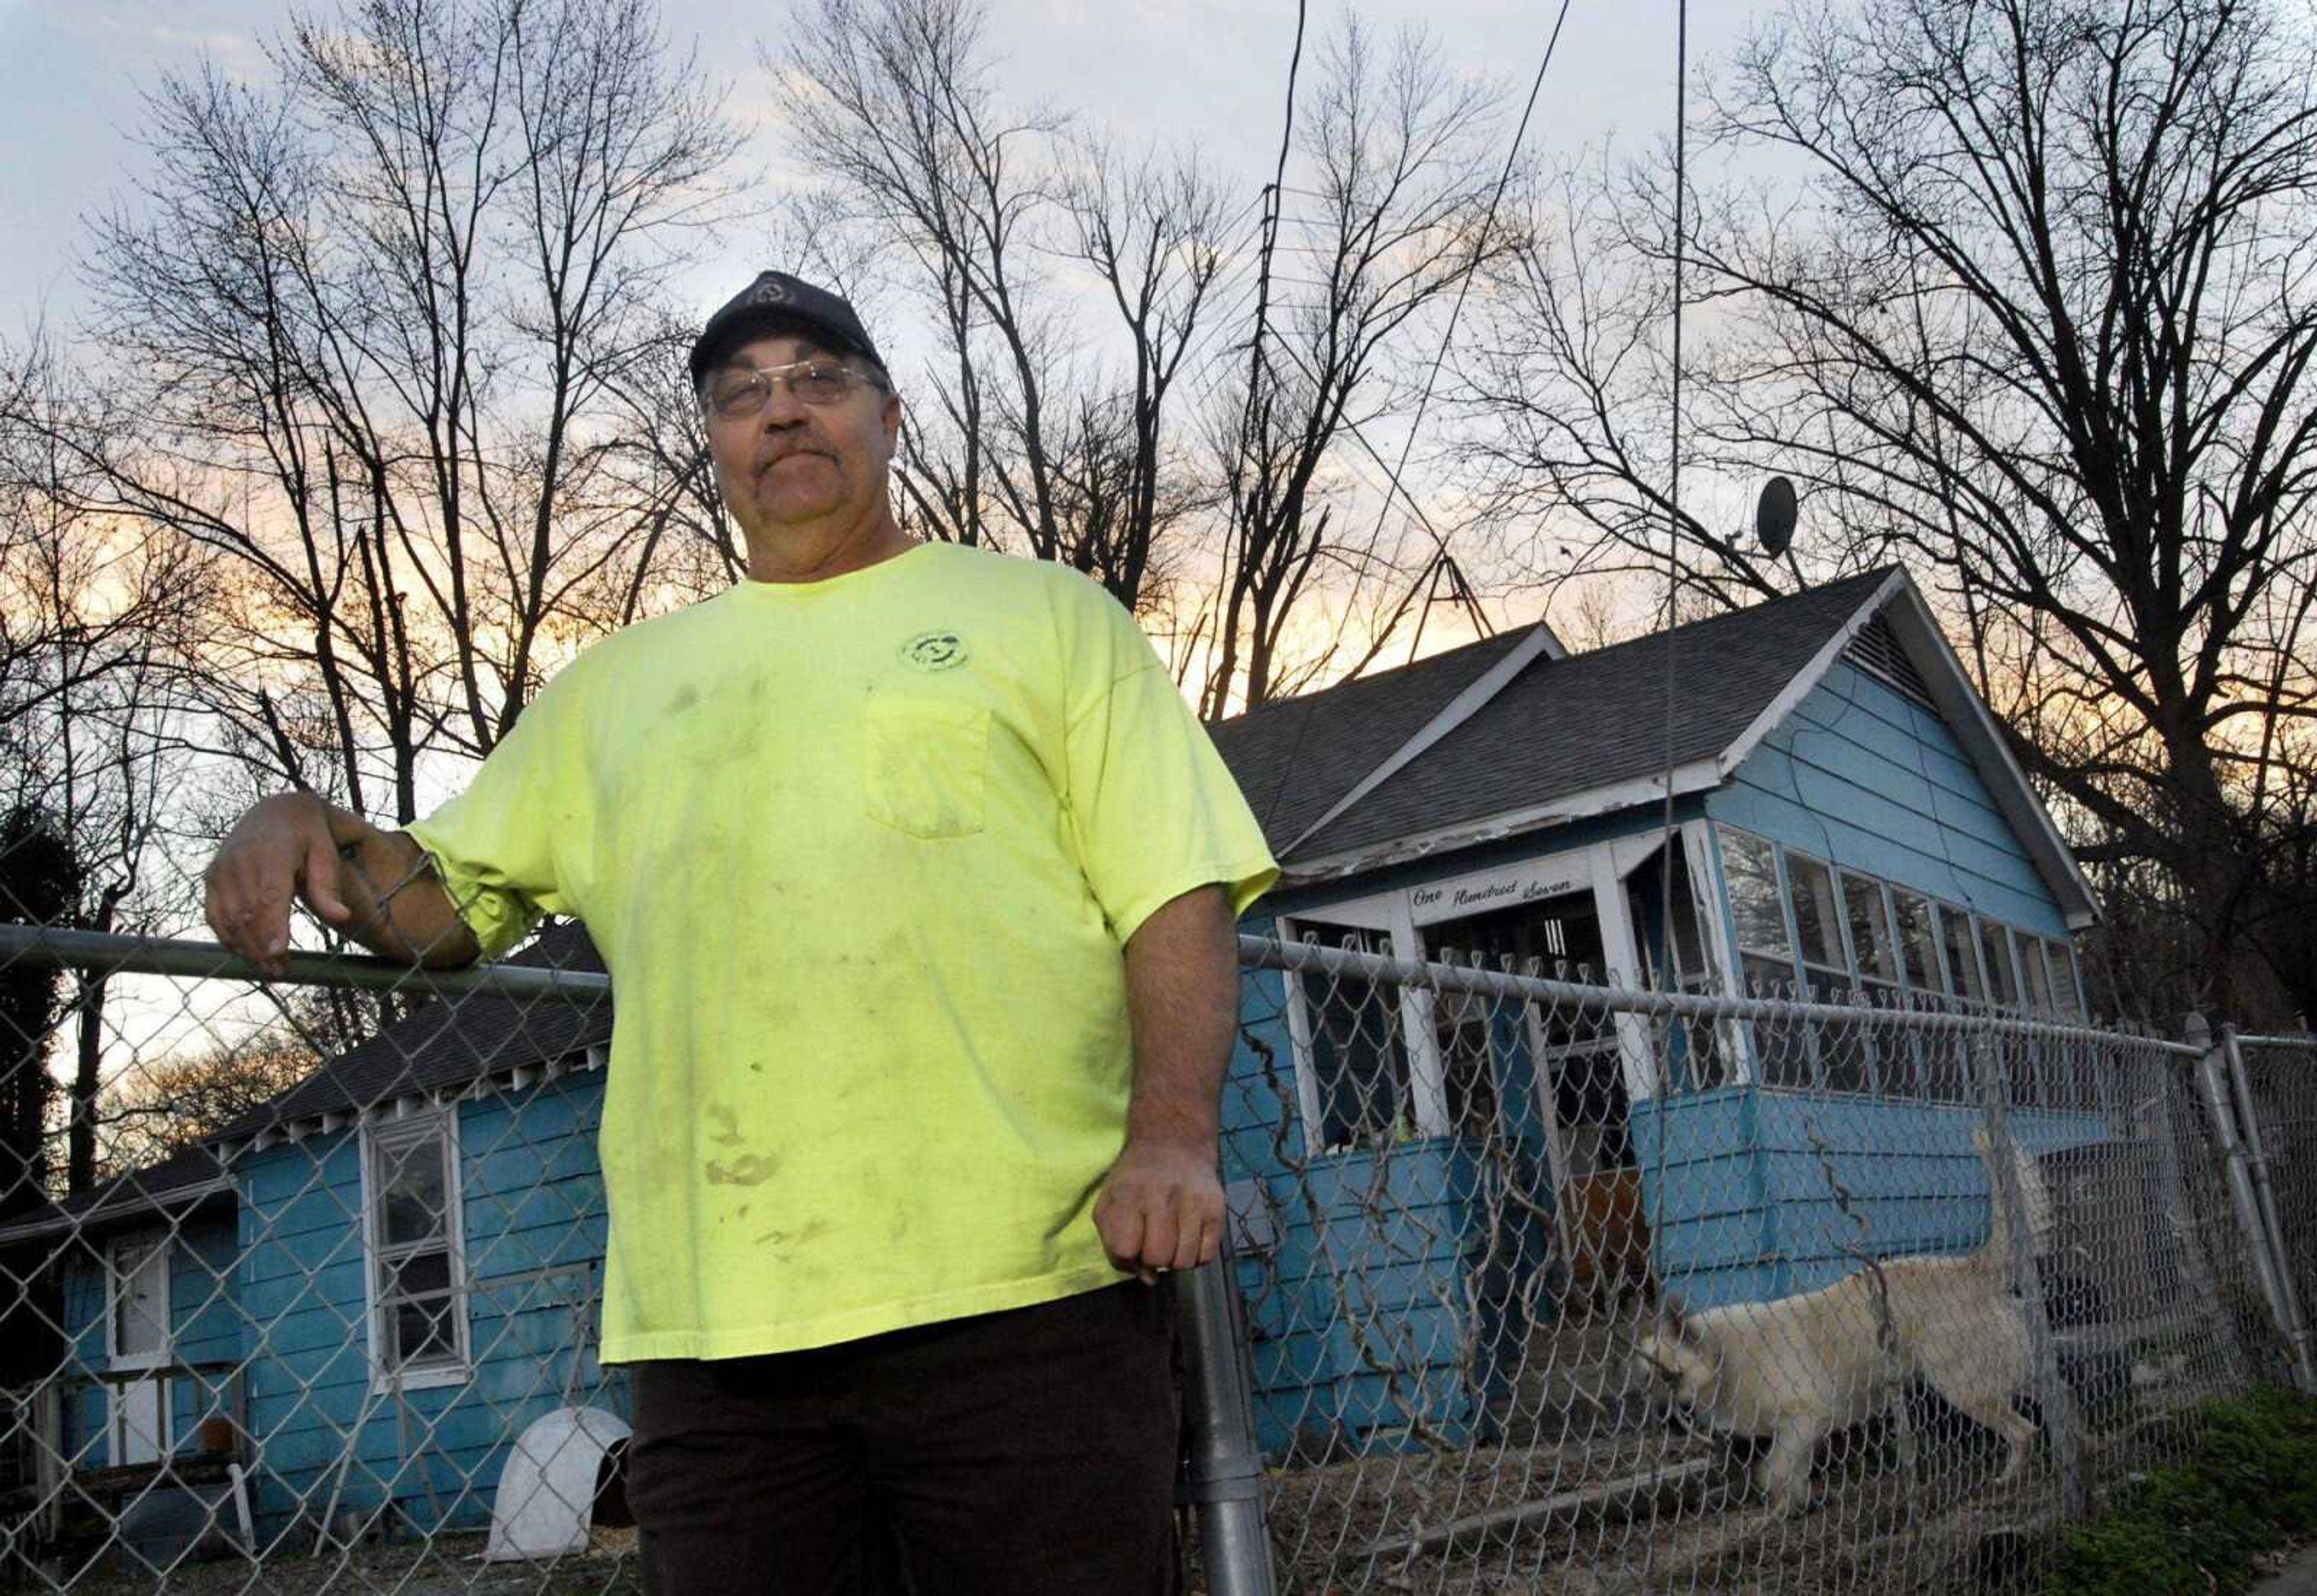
[862,696,990,839]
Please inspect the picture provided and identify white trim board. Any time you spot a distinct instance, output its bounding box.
[1282,758,1724,884]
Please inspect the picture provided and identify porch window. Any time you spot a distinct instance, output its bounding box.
[1890,888,1941,999]
[363,1113,468,1384]
[1719,830,1794,997]
[2015,928,2056,1015]
[2044,938,2088,1021]
[1625,839,1727,1089]
[1294,922,1410,1151]
[1787,853,1867,1092]
[1840,872,1916,1095]
[1718,827,1810,1086]
[1977,918,2022,1011]
[1839,874,1902,1000]
[1937,903,1986,1004]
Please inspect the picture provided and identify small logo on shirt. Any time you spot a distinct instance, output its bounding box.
[900,631,969,672]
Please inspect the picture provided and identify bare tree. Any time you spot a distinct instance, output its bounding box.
[1198,16,1512,716]
[782,0,1067,553]
[1465,0,2317,1021]
[2,335,219,1191]
[22,0,743,830]
[1054,140,1235,607]
[778,0,1241,617]
[94,1022,319,1181]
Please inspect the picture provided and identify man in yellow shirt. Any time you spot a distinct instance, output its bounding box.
[203,272,1277,1594]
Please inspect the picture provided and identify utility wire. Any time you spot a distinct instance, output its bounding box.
[1352,0,1574,641]
[1245,0,1577,838]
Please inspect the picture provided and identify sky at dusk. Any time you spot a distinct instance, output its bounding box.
[0,0,1758,343]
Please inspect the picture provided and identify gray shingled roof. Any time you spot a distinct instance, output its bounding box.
[208,921,610,1146]
[1206,628,1534,847]
[1213,570,1896,868]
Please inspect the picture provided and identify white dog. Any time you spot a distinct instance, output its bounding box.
[1630,1128,2050,1513]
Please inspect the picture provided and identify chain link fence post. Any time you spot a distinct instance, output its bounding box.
[2190,1013,2303,1378]
[2221,1025,2317,1393]
[1174,1250,1275,1596]
[1972,1032,2085,1518]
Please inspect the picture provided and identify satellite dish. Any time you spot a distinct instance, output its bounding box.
[1756,475,1798,558]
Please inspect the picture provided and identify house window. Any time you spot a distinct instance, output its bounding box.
[1840,871,1918,1095]
[363,1114,468,1383]
[1292,922,1410,1151]
[1977,918,2022,1011]
[1719,829,1794,998]
[2015,928,2056,1016]
[109,1237,169,1366]
[1626,839,1727,1089]
[1839,874,1901,999]
[2044,938,2087,1021]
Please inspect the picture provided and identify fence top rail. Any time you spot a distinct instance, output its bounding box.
[2235,1032,2317,1050]
[0,923,612,1002]
[1236,932,2202,1056]
[0,922,2199,1060]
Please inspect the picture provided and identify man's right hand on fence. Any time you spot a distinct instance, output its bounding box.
[203,793,478,974]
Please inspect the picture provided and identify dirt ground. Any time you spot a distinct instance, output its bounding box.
[18,1526,643,1595]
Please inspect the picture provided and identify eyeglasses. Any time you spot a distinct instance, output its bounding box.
[701,358,885,420]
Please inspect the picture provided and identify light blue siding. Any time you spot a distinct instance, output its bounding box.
[233,1072,623,1539]
[1752,1092,2106,1296]
[1632,1085,2108,1307]
[1709,661,2070,937]
[1230,1140,1502,1458]
[1628,1089,1778,1308]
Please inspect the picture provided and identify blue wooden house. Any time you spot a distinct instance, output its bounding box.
[1201,566,2109,1454]
[0,933,620,1556]
[0,565,2116,1548]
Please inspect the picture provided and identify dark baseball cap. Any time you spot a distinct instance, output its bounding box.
[688,271,886,389]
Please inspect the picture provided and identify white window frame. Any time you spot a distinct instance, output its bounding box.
[1277,835,1692,1145]
[105,1232,174,1464]
[1276,909,1412,1151]
[360,1109,471,1393]
[105,1233,171,1372]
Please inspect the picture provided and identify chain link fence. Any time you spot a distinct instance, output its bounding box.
[1219,936,2301,1595]
[0,917,2309,1593]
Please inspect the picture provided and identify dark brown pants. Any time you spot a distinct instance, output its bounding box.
[625,1282,1183,1595]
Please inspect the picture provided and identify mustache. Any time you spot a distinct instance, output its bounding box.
[756,438,833,471]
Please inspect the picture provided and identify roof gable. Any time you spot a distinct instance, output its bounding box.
[1215,569,1895,869]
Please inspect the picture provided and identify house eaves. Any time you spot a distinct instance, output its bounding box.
[1279,756,1725,886]
[210,1043,608,1159]
[1700,568,2098,929]
[0,1175,235,1247]
[1878,582,2102,929]
[1270,568,2100,929]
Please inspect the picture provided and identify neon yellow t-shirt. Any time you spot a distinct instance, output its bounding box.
[404,542,1278,1361]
